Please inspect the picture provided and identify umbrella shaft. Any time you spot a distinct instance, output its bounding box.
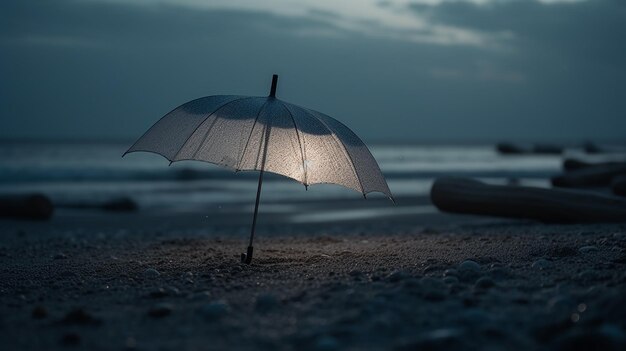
[249,168,264,247]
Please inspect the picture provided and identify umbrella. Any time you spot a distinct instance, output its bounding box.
[124,75,393,263]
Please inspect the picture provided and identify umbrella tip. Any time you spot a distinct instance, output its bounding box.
[269,74,278,98]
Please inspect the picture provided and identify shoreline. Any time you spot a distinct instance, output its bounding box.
[2,211,626,350]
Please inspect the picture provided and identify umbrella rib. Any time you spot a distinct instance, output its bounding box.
[280,102,308,186]
[171,96,256,163]
[237,100,270,170]
[302,108,366,195]
[124,95,237,156]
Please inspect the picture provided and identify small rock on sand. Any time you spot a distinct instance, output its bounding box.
[458,260,481,272]
[143,268,160,279]
[579,246,599,254]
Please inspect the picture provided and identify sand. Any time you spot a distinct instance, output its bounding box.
[2,207,626,351]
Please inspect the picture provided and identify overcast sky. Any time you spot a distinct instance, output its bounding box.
[1,0,624,142]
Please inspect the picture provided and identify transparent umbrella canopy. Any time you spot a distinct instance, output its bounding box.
[124,75,393,263]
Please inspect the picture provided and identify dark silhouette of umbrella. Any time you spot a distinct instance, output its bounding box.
[124,75,393,263]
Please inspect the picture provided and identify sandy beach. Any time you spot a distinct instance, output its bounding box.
[2,200,626,350]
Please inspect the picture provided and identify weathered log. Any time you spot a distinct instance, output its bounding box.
[563,158,626,172]
[0,194,54,220]
[496,143,526,155]
[552,165,626,188]
[431,177,626,223]
[583,142,626,154]
[613,175,626,197]
[496,143,562,155]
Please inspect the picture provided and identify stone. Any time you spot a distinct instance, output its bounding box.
[579,246,599,254]
[143,268,161,279]
[458,260,481,272]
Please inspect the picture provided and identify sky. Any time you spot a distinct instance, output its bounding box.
[0,0,624,143]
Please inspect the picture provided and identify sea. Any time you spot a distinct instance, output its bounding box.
[0,141,586,207]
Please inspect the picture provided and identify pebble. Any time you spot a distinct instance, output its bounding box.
[532,259,552,270]
[458,260,481,272]
[579,246,599,254]
[255,293,280,313]
[148,303,173,318]
[474,277,495,290]
[53,253,68,260]
[199,300,230,320]
[143,268,161,279]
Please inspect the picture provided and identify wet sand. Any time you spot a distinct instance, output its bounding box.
[2,203,626,351]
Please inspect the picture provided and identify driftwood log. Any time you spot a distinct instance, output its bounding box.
[431,177,626,223]
[0,194,54,220]
[552,164,626,188]
[496,143,562,155]
[563,159,626,172]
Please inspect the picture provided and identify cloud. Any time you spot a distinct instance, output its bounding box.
[409,0,626,67]
[0,0,624,142]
